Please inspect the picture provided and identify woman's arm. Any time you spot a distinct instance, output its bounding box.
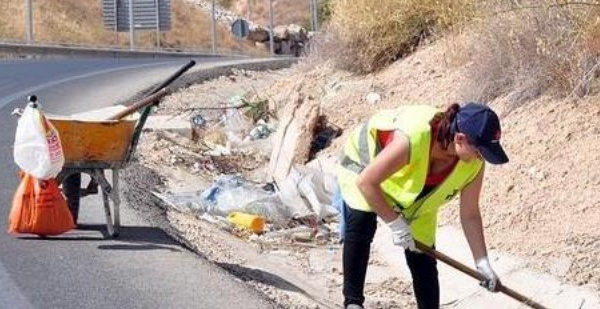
[460,164,500,291]
[356,131,410,223]
[459,165,488,261]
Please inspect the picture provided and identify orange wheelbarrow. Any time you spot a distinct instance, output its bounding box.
[50,111,140,238]
[42,60,195,237]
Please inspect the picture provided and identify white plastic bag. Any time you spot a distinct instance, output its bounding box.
[278,166,339,220]
[13,103,64,179]
[223,108,252,145]
[222,96,252,146]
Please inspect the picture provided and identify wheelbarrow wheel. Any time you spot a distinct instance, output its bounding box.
[63,173,81,224]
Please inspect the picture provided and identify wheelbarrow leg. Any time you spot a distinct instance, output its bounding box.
[101,188,116,237]
[93,169,116,238]
[112,168,121,237]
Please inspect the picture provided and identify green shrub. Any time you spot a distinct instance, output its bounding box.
[218,0,234,9]
[319,0,333,25]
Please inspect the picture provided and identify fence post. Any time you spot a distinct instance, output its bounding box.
[155,0,160,48]
[313,0,319,31]
[211,0,217,55]
[25,0,34,44]
[248,0,252,20]
[268,0,274,56]
[129,0,135,50]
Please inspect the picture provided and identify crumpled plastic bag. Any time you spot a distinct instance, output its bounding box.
[13,103,64,180]
[278,165,339,221]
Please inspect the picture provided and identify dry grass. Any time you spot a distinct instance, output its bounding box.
[33,0,111,45]
[454,0,600,103]
[315,0,475,73]
[0,0,258,53]
[0,1,28,41]
[307,0,600,101]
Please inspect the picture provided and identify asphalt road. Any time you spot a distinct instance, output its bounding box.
[0,57,274,309]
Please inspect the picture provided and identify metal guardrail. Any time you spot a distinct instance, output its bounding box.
[0,42,248,59]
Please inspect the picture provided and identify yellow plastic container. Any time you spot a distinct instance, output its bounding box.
[226,212,265,234]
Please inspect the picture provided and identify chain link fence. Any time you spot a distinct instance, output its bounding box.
[0,0,326,56]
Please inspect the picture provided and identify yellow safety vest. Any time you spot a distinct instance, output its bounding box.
[336,105,483,245]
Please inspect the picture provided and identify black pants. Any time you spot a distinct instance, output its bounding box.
[343,203,439,309]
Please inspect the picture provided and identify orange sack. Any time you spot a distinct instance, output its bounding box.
[8,173,75,236]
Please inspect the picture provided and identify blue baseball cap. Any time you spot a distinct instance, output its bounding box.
[454,102,509,164]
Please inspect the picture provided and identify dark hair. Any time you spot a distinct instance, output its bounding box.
[431,103,460,150]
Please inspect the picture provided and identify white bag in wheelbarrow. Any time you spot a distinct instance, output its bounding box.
[13,103,65,180]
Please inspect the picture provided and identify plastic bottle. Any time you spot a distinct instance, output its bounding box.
[226,212,265,234]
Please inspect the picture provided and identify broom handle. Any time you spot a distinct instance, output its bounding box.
[414,241,549,309]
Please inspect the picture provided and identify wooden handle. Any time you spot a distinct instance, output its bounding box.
[106,88,170,121]
[414,241,549,309]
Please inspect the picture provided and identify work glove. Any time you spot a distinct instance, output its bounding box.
[386,215,416,251]
[476,257,500,292]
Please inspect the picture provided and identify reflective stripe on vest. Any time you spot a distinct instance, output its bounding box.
[336,105,483,246]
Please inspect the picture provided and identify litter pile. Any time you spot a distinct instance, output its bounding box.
[154,167,339,242]
[139,68,344,245]
[147,83,338,247]
[130,68,356,307]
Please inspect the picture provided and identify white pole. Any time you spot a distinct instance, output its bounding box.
[211,0,217,55]
[313,0,319,31]
[248,0,252,20]
[114,0,118,45]
[268,0,274,56]
[308,0,314,31]
[155,0,160,49]
[25,0,34,44]
[129,0,135,50]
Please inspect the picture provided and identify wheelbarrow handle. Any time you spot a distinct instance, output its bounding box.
[414,241,549,309]
[106,88,170,120]
[126,60,196,162]
[148,59,196,95]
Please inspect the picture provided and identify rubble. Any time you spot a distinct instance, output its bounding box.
[144,115,193,139]
[268,91,320,186]
[248,24,308,56]
[131,68,350,307]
